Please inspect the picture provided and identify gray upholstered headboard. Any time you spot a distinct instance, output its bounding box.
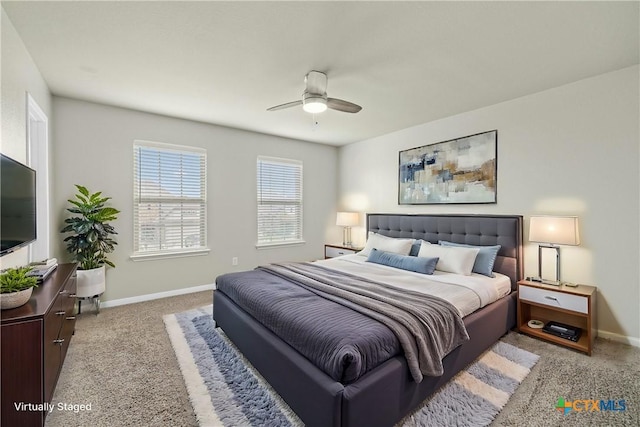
[366,213,523,289]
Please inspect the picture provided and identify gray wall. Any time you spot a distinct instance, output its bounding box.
[338,66,640,345]
[0,8,52,269]
[52,97,339,301]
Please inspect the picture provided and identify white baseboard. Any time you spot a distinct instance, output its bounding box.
[597,329,640,348]
[99,283,216,309]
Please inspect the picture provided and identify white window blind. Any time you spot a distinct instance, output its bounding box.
[257,156,303,246]
[133,141,207,257]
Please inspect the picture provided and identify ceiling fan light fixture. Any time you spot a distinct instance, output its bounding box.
[267,72,361,114]
[302,95,327,114]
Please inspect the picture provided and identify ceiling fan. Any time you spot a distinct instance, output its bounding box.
[267,71,362,114]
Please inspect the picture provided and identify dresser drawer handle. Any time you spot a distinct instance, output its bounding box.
[56,311,66,316]
[66,316,76,321]
[53,339,65,345]
[59,291,77,298]
[544,296,558,301]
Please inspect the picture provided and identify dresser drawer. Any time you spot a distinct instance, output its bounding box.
[519,285,588,314]
[1,263,78,427]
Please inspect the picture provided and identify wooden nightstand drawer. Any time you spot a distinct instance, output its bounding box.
[324,244,361,259]
[519,285,588,314]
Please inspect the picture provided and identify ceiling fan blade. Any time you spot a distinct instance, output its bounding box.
[305,71,328,95]
[327,98,362,113]
[267,100,303,111]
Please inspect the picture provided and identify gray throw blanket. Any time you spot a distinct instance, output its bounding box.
[259,262,469,383]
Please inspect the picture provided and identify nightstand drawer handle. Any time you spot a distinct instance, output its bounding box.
[66,316,76,321]
[56,311,66,316]
[53,339,65,345]
[544,296,558,301]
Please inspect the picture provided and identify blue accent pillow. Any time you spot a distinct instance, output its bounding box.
[438,241,501,277]
[367,248,439,275]
[409,241,422,256]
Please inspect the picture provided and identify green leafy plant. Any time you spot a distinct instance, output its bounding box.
[0,266,38,294]
[61,185,120,270]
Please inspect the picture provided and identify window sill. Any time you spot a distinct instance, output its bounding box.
[130,248,210,262]
[256,240,306,249]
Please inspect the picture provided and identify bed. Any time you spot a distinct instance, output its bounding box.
[213,213,523,427]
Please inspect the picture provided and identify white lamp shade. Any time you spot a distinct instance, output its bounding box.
[336,212,359,227]
[529,216,580,246]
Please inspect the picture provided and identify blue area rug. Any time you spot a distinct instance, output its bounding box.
[164,306,539,427]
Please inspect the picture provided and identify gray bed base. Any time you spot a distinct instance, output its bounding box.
[213,214,523,427]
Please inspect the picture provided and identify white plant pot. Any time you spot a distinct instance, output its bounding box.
[1,287,33,310]
[76,266,106,298]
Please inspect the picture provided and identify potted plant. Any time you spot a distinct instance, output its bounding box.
[61,185,120,301]
[0,266,39,310]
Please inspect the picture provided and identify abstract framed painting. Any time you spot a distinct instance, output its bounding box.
[399,130,497,205]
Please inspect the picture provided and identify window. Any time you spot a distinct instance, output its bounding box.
[256,156,303,246]
[132,140,207,259]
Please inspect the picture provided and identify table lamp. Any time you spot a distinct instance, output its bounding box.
[529,215,580,285]
[336,212,359,247]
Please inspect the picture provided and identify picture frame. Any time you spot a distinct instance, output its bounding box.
[398,130,497,205]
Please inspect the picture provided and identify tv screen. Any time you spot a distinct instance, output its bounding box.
[1,154,37,256]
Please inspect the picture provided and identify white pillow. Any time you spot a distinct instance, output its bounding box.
[358,232,414,257]
[417,243,480,275]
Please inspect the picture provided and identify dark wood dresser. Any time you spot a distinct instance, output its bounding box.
[1,263,78,426]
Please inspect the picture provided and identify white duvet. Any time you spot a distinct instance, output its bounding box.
[314,254,511,317]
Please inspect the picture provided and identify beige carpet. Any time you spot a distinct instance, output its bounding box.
[46,291,209,427]
[46,291,639,426]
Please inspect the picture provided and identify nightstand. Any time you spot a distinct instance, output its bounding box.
[517,280,597,355]
[324,244,362,259]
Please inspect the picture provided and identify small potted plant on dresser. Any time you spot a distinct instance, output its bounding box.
[0,266,39,310]
[60,185,120,313]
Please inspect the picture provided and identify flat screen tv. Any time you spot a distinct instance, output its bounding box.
[1,154,37,256]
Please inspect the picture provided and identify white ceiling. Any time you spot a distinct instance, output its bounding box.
[3,1,638,146]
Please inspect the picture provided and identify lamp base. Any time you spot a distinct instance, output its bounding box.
[342,226,352,248]
[537,244,562,286]
[541,279,561,286]
[527,276,561,286]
